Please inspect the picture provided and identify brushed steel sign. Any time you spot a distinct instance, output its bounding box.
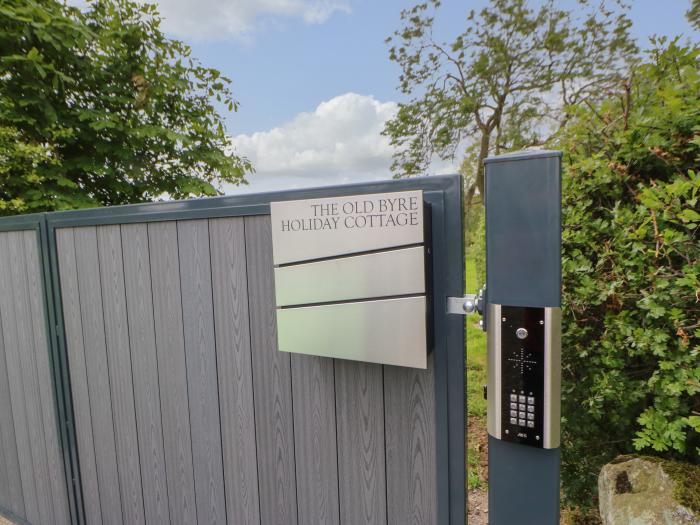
[274,246,425,307]
[270,190,428,368]
[276,297,427,368]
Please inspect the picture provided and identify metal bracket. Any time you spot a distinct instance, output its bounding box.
[447,294,478,315]
[447,285,486,322]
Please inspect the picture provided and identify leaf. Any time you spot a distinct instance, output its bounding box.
[678,208,700,223]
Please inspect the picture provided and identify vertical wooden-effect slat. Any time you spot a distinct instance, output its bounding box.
[0,297,24,516]
[291,354,340,525]
[148,221,197,525]
[209,217,260,525]
[0,316,10,509]
[121,223,170,525]
[74,227,123,525]
[0,249,24,517]
[23,231,71,525]
[384,356,438,525]
[96,225,145,524]
[244,216,298,525]
[0,234,33,522]
[335,360,387,525]
[6,232,49,525]
[56,228,102,525]
[177,220,226,524]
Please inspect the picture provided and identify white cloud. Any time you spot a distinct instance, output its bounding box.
[225,93,401,194]
[147,0,350,40]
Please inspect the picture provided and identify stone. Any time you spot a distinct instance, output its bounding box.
[598,456,700,525]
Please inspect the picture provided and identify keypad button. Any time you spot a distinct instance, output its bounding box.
[518,419,526,426]
[527,405,535,413]
[510,394,518,402]
[518,411,526,418]
[510,418,517,425]
[527,413,535,421]
[510,403,518,410]
[527,421,535,428]
[518,395,526,403]
[527,396,535,405]
[518,404,526,411]
[510,410,517,418]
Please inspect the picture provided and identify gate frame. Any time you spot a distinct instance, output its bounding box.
[2,173,465,525]
[0,213,80,525]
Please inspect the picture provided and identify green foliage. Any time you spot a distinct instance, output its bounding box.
[466,202,485,288]
[556,39,700,506]
[467,447,484,490]
[0,0,251,214]
[384,0,636,200]
[688,0,700,31]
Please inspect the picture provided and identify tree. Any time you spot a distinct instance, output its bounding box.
[689,0,700,30]
[557,38,699,506]
[384,0,637,204]
[0,0,251,215]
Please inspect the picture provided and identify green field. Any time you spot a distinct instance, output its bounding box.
[465,256,487,489]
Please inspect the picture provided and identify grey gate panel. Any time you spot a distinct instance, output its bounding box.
[0,226,71,525]
[45,174,464,525]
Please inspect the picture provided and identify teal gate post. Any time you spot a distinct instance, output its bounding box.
[485,151,563,525]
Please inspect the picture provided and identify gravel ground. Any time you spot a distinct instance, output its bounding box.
[468,488,489,525]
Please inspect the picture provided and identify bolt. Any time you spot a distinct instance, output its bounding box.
[463,298,476,314]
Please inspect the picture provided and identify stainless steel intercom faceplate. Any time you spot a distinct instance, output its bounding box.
[487,304,561,449]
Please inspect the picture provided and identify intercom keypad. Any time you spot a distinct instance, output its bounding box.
[500,306,545,447]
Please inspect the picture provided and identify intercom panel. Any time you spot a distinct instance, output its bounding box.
[487,303,561,449]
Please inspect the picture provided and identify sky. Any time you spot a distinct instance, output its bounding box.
[139,0,699,194]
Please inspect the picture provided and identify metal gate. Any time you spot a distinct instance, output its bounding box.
[0,175,466,525]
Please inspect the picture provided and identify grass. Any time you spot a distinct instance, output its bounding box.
[465,256,488,490]
[466,258,487,420]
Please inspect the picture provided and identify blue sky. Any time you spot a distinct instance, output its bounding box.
[145,0,699,193]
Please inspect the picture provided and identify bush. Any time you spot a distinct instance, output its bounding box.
[556,39,700,506]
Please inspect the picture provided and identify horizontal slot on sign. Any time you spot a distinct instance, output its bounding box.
[276,296,427,368]
[278,292,424,310]
[274,246,425,307]
[275,242,424,268]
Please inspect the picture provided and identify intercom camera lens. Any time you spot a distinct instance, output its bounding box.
[516,327,528,339]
